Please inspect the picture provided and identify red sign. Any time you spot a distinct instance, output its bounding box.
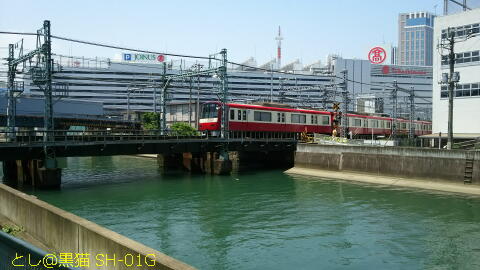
[157,55,165,62]
[368,47,387,64]
[382,65,427,75]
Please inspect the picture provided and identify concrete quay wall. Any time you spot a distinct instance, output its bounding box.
[295,144,480,184]
[0,184,195,270]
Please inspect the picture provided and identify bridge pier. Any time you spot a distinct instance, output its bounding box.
[230,151,294,172]
[182,152,203,173]
[156,150,293,175]
[157,153,183,171]
[202,152,232,175]
[2,159,61,189]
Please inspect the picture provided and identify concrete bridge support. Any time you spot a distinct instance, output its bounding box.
[182,152,203,173]
[157,153,183,171]
[163,150,294,175]
[2,159,61,189]
[230,150,294,172]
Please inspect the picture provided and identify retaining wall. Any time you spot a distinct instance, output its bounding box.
[295,144,480,184]
[0,184,195,270]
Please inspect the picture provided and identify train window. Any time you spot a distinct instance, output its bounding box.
[387,122,391,129]
[363,119,368,128]
[291,114,306,123]
[238,110,242,120]
[201,103,218,118]
[243,110,247,120]
[311,115,318,124]
[281,113,285,123]
[277,113,281,122]
[322,116,330,125]
[230,110,235,120]
[254,111,272,122]
[354,119,361,127]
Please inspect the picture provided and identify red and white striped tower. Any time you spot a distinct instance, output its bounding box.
[276,26,283,70]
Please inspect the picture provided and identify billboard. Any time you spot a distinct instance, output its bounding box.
[122,53,165,63]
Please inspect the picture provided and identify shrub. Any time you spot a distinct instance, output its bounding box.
[142,112,160,130]
[170,122,199,136]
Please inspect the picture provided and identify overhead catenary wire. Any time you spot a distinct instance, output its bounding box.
[0,31,216,60]
[1,30,432,120]
[1,31,433,94]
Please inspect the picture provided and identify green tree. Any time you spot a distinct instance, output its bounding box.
[142,112,160,130]
[170,122,199,136]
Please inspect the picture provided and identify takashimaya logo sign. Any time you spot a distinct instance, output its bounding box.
[368,47,387,64]
[123,53,165,63]
[382,66,427,75]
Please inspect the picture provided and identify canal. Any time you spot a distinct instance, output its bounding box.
[21,156,480,269]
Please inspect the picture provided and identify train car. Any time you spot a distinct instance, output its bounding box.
[346,113,393,137]
[199,101,332,135]
[199,101,432,138]
[394,119,432,136]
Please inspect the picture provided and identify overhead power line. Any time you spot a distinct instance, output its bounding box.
[1,31,428,93]
[0,31,215,60]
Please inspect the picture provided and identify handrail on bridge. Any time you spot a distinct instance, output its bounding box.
[0,129,298,146]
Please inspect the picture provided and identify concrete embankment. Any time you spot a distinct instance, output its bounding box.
[287,144,480,195]
[286,167,480,196]
[0,183,195,270]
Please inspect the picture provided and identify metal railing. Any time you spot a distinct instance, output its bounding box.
[453,139,480,150]
[0,129,297,146]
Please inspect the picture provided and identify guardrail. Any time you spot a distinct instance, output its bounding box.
[0,130,297,146]
[453,139,480,150]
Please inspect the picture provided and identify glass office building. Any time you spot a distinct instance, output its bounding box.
[398,12,435,66]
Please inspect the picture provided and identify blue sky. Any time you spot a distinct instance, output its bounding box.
[0,0,447,65]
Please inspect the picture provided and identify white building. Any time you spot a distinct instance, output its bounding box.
[17,55,333,118]
[432,8,480,137]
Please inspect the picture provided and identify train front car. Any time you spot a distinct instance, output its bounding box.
[198,102,333,138]
[198,101,222,136]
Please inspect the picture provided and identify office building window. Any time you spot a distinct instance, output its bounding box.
[442,50,480,65]
[442,23,480,39]
[442,83,480,98]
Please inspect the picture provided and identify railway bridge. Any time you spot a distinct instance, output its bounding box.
[0,130,297,189]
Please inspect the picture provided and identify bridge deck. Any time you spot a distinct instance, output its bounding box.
[0,131,297,161]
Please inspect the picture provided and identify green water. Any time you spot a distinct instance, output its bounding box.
[24,156,480,270]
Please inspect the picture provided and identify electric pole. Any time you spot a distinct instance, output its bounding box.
[189,77,193,126]
[219,48,229,139]
[340,70,348,138]
[6,44,16,141]
[160,63,168,134]
[438,27,461,149]
[392,80,398,142]
[447,28,455,149]
[409,86,415,140]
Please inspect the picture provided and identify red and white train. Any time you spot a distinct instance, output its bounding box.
[198,101,432,137]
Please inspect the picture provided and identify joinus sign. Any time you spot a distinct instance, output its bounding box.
[122,53,165,63]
